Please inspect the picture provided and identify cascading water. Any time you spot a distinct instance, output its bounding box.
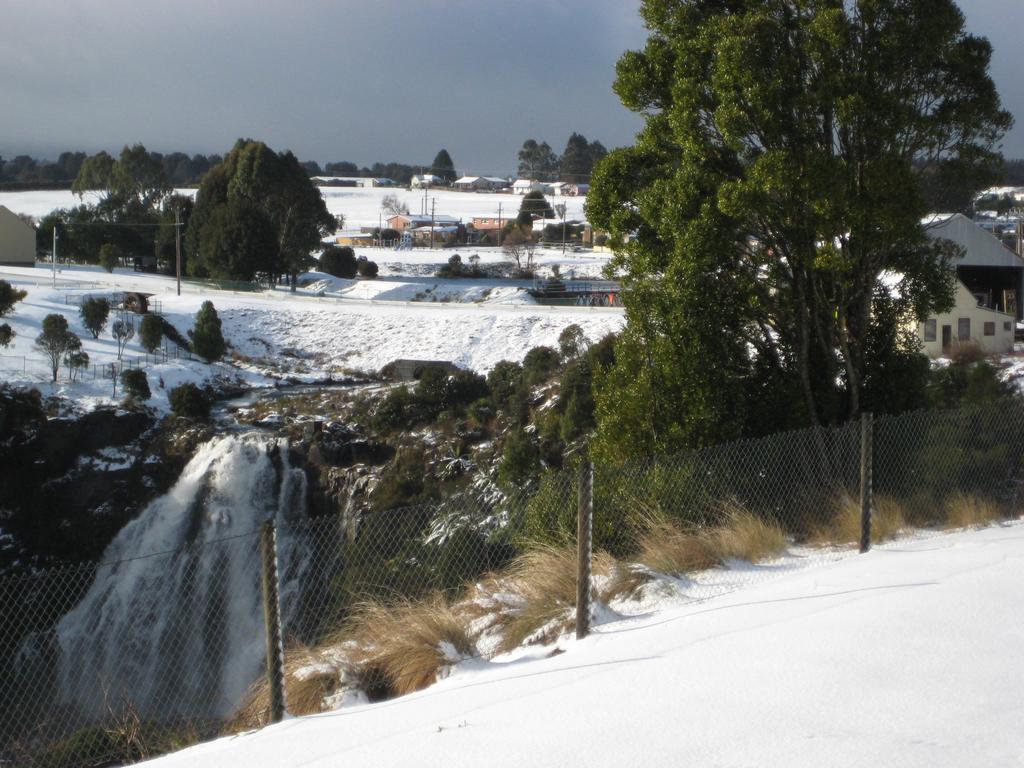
[53,433,310,721]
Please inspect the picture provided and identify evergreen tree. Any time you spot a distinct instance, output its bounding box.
[35,314,81,382]
[186,140,336,285]
[0,280,27,317]
[432,149,457,183]
[189,301,227,362]
[139,314,163,353]
[559,133,593,181]
[79,297,110,339]
[587,0,1012,459]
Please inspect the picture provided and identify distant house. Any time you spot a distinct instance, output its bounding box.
[513,179,551,195]
[386,213,460,231]
[471,215,510,232]
[915,213,1024,356]
[0,206,35,267]
[411,174,444,189]
[918,280,1015,357]
[454,176,509,192]
[410,225,460,246]
[924,213,1024,319]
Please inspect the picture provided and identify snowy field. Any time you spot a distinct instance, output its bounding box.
[144,522,1024,768]
[0,264,623,411]
[0,186,589,231]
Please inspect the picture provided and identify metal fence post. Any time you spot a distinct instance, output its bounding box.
[260,520,287,723]
[576,460,593,640]
[859,412,873,553]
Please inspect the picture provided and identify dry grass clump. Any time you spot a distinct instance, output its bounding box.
[827,494,907,545]
[632,508,720,577]
[710,501,788,562]
[230,594,474,728]
[465,544,633,655]
[339,594,475,697]
[943,493,1004,529]
[229,644,353,732]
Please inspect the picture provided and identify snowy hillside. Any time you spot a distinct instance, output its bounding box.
[0,264,623,411]
[145,523,1024,768]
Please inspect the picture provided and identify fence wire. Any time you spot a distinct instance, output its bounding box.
[2,401,1023,766]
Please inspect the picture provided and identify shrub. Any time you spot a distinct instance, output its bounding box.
[79,297,110,339]
[498,428,539,489]
[436,254,463,278]
[138,314,163,353]
[35,313,81,382]
[487,360,525,410]
[372,445,438,511]
[522,346,561,384]
[319,245,358,278]
[189,301,226,362]
[0,280,27,317]
[414,367,487,411]
[0,323,13,348]
[169,383,211,420]
[357,257,379,278]
[121,369,151,401]
[66,349,89,381]
[557,324,588,361]
[99,243,122,273]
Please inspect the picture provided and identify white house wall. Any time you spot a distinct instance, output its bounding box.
[918,281,1014,357]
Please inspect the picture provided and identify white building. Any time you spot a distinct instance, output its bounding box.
[513,179,551,195]
[916,213,1024,356]
[918,280,1015,357]
[0,206,35,267]
[411,174,444,189]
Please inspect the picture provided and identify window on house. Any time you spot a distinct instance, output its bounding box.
[924,319,937,342]
[958,318,971,340]
[1005,322,1013,332]
[984,322,995,336]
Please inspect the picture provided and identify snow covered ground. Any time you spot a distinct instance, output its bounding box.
[0,186,589,232]
[144,522,1024,768]
[0,263,623,411]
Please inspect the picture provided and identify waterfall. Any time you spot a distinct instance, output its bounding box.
[53,433,309,721]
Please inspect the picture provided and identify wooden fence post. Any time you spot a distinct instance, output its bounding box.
[859,412,873,554]
[576,461,594,640]
[260,520,287,723]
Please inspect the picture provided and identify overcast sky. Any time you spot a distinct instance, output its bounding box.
[2,0,1021,173]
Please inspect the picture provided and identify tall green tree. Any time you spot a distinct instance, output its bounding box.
[517,140,559,181]
[186,139,337,285]
[432,149,457,183]
[560,133,594,181]
[189,301,227,362]
[35,314,81,382]
[587,0,1012,460]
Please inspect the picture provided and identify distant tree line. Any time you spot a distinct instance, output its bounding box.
[516,133,607,182]
[0,151,224,190]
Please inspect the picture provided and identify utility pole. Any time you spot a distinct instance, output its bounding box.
[498,202,503,246]
[52,225,58,288]
[561,195,567,256]
[430,198,436,250]
[175,207,182,297]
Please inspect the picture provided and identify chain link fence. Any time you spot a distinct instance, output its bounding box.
[2,401,1023,766]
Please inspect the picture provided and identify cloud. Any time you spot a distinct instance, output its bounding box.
[1,0,1019,167]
